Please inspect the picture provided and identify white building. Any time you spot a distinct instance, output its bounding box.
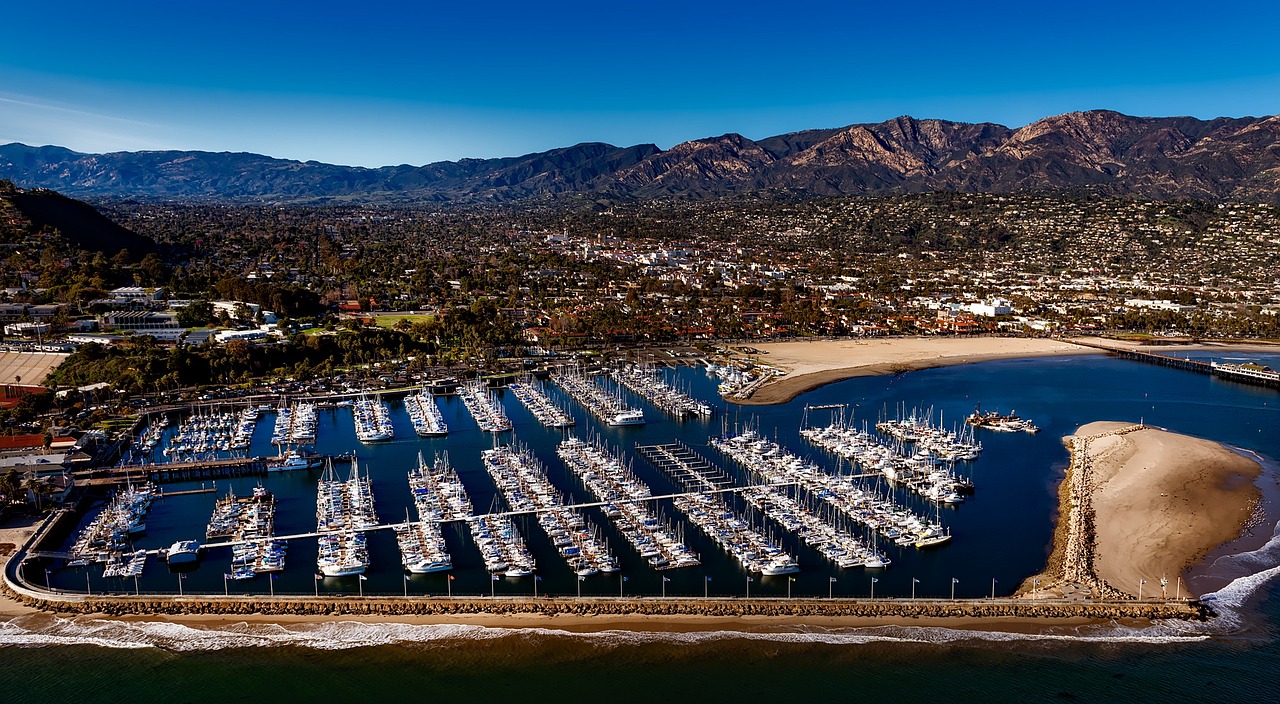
[965,298,1013,317]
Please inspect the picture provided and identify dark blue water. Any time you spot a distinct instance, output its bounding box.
[6,352,1280,703]
[45,352,1280,601]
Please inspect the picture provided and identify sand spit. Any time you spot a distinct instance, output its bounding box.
[1024,422,1261,600]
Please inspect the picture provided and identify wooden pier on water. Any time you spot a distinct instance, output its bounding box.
[85,458,270,485]
[1074,339,1279,390]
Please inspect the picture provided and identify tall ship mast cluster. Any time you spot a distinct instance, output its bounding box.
[557,436,700,570]
[507,378,575,428]
[397,452,469,573]
[638,442,800,575]
[875,405,982,462]
[69,483,156,566]
[271,402,317,445]
[403,389,448,437]
[482,444,619,575]
[133,415,170,459]
[207,485,286,579]
[551,366,645,427]
[315,461,378,576]
[466,514,536,577]
[353,396,395,443]
[459,381,512,433]
[801,421,973,504]
[713,429,949,549]
[612,364,713,419]
[163,407,257,460]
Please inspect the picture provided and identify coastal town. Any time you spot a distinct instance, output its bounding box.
[0,179,1276,634]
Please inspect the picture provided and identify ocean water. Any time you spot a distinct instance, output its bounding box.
[3,351,1279,702]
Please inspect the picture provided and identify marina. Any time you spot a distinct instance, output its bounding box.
[482,444,619,575]
[397,452,468,573]
[551,366,645,426]
[271,402,317,445]
[636,441,800,575]
[162,407,258,461]
[557,436,700,570]
[205,484,285,579]
[68,482,157,566]
[874,405,983,462]
[713,429,950,548]
[507,378,574,428]
[315,461,378,576]
[612,364,713,419]
[800,419,973,503]
[458,380,512,433]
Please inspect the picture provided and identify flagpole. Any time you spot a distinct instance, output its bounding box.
[134,574,139,596]
[490,575,495,598]
[991,577,996,599]
[951,578,956,600]
[619,574,624,598]
[704,576,708,599]
[912,578,917,600]
[359,576,364,598]
[403,574,408,598]
[534,577,538,598]
[86,570,90,596]
[447,576,452,598]
[577,577,582,598]
[870,578,876,600]
[223,573,228,596]
[177,573,183,597]
[787,577,792,599]
[746,575,750,599]
[314,574,319,597]
[269,574,275,597]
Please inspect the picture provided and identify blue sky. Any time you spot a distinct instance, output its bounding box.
[2,1,1277,167]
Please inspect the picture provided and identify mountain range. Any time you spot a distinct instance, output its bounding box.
[3,110,1279,204]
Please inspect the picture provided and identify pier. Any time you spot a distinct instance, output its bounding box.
[81,458,269,485]
[1074,339,1280,390]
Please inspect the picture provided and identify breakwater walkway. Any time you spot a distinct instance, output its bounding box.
[1,586,1205,621]
[1052,424,1146,600]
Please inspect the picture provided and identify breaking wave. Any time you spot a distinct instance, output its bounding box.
[0,612,1215,652]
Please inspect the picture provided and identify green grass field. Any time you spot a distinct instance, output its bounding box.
[372,314,435,329]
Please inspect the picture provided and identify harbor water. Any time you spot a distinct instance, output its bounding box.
[4,351,1280,702]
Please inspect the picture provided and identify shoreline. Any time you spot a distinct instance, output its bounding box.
[1022,422,1262,601]
[730,337,1280,406]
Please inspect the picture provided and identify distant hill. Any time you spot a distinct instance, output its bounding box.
[3,110,1279,203]
[0,183,156,256]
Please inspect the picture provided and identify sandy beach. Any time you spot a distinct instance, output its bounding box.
[1028,422,1261,600]
[731,337,1280,405]
[735,337,1093,404]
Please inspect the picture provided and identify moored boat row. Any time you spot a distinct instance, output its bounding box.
[403,389,448,437]
[612,364,713,419]
[508,378,575,428]
[315,461,378,576]
[550,366,645,427]
[458,381,512,433]
[637,442,799,575]
[713,430,950,549]
[353,396,395,443]
[557,436,699,570]
[482,444,618,575]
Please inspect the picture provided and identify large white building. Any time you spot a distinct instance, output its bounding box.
[965,298,1013,317]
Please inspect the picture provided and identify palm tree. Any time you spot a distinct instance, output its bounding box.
[22,474,44,513]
